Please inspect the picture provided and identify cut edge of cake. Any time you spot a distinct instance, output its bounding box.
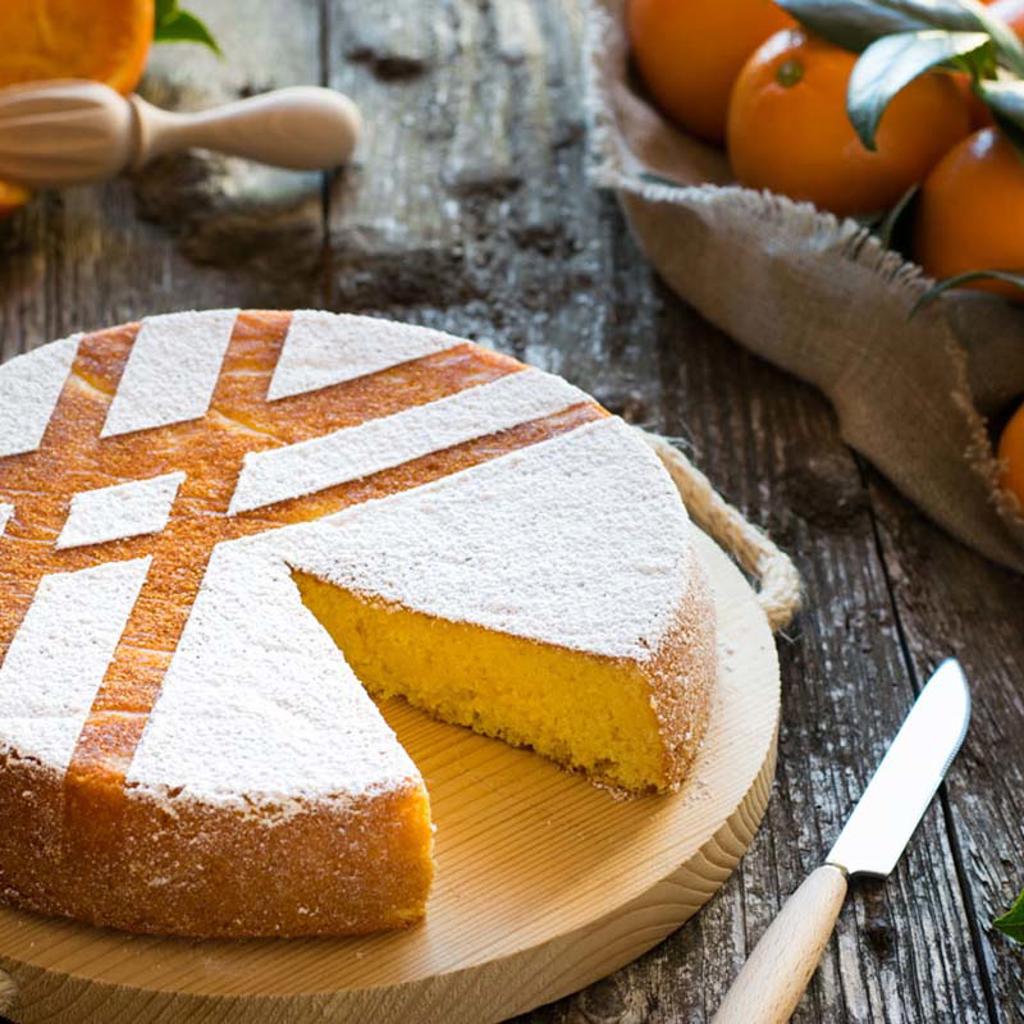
[0,311,718,938]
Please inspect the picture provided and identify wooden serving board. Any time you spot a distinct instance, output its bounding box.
[0,529,779,1024]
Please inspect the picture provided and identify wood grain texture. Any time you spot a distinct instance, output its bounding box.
[519,284,994,1024]
[0,532,778,1023]
[0,0,1020,1021]
[868,476,1024,1024]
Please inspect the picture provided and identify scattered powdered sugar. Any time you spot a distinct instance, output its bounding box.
[102,310,238,438]
[56,471,185,550]
[0,558,152,768]
[267,310,462,401]
[0,336,79,459]
[229,367,585,514]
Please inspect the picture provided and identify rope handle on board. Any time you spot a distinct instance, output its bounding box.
[642,431,801,632]
[0,967,16,1017]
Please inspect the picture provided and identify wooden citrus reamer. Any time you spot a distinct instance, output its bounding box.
[0,79,362,187]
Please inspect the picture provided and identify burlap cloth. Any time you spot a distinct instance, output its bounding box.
[584,0,1024,573]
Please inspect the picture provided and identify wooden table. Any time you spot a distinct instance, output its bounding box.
[1,2,1021,1021]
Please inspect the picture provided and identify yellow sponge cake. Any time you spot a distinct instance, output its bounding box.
[0,310,715,937]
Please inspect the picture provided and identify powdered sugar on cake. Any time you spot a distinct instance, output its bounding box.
[131,418,692,808]
[229,367,586,514]
[127,541,420,809]
[102,310,238,438]
[0,557,151,768]
[274,417,692,660]
[0,310,716,938]
[0,310,694,809]
[57,471,185,550]
[0,335,79,459]
[267,310,462,401]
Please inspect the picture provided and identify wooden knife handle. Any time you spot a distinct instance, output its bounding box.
[712,864,848,1024]
[131,86,362,171]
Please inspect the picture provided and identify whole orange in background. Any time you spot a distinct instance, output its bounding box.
[628,0,792,144]
[727,29,971,216]
[999,401,1024,510]
[914,129,1024,298]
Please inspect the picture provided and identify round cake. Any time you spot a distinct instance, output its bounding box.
[0,310,716,937]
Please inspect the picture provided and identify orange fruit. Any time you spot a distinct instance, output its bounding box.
[954,73,995,130]
[914,128,1024,299]
[0,0,154,220]
[999,400,1024,509]
[727,29,972,216]
[0,0,154,96]
[0,182,30,221]
[628,0,793,144]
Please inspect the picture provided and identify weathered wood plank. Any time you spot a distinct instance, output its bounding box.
[515,279,993,1023]
[324,0,617,370]
[325,0,465,316]
[869,474,1024,1023]
[0,195,60,359]
[0,0,1018,1020]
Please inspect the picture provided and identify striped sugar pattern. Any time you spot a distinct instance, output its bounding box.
[0,310,603,805]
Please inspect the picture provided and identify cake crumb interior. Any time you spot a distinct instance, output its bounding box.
[294,572,667,793]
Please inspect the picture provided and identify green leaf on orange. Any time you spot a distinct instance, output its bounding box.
[154,0,223,57]
[910,270,1024,315]
[848,31,992,150]
[775,0,935,53]
[961,0,1024,77]
[777,0,1024,75]
[975,79,1024,158]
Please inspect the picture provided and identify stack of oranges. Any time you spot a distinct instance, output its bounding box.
[629,0,1024,294]
[628,0,1024,511]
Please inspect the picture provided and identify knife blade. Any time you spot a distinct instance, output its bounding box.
[713,659,971,1024]
[826,658,971,878]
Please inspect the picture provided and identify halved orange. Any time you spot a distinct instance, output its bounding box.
[0,0,154,96]
[0,0,154,219]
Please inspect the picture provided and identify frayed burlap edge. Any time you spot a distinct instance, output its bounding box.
[583,0,1024,573]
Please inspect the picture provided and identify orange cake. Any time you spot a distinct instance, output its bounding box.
[0,310,716,937]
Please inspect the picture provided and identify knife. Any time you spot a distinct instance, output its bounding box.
[713,659,971,1024]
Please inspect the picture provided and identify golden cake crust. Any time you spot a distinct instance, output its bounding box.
[642,547,717,792]
[0,754,433,937]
